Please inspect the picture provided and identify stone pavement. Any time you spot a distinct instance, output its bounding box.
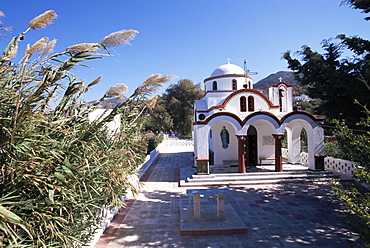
[95,147,363,248]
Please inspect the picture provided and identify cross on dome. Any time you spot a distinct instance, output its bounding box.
[279,77,283,82]
[226,58,230,64]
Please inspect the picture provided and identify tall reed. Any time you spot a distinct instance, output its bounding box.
[0,10,173,247]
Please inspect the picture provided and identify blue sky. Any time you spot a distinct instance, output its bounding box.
[1,0,369,102]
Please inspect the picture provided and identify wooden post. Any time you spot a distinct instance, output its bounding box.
[272,134,284,172]
[236,135,246,173]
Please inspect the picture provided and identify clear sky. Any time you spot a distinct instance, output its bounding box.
[1,0,369,102]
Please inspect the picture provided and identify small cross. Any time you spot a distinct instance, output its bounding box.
[226,58,230,64]
[279,77,283,82]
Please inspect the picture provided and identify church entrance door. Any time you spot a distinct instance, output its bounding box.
[244,126,258,166]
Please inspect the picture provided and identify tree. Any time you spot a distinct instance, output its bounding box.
[343,0,370,20]
[144,97,173,134]
[284,39,370,127]
[285,1,370,244]
[332,104,370,245]
[161,79,204,137]
[0,10,173,247]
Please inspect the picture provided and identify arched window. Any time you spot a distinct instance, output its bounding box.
[212,81,217,90]
[248,81,251,89]
[240,96,246,112]
[279,88,284,112]
[248,96,254,111]
[232,79,237,90]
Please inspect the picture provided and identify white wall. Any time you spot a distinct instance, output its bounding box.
[211,122,238,165]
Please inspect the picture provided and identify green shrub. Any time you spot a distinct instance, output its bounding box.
[145,134,164,154]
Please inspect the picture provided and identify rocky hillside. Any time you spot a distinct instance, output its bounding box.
[254,71,299,95]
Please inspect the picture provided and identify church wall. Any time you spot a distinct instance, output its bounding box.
[268,84,293,112]
[88,109,121,135]
[193,125,210,160]
[223,92,272,114]
[211,122,238,165]
[204,77,252,92]
[209,129,214,152]
[203,92,231,109]
[252,122,275,160]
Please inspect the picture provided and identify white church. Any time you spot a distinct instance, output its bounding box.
[193,60,325,174]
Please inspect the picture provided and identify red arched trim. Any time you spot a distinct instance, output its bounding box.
[281,111,325,123]
[241,111,280,126]
[213,89,278,109]
[193,110,325,127]
[193,112,243,126]
[268,81,293,88]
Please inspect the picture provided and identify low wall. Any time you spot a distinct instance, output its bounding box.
[88,138,194,247]
[324,157,357,176]
[298,151,357,177]
[88,142,165,247]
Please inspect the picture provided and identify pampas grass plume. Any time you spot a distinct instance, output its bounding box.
[101,29,138,47]
[28,10,57,30]
[106,83,128,98]
[66,43,99,54]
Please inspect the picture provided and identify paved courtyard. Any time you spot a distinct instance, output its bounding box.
[95,145,362,248]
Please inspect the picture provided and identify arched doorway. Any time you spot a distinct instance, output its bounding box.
[244,125,258,166]
[300,128,308,153]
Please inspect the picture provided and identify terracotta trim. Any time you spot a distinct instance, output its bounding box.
[194,110,325,127]
[268,81,293,88]
[280,110,326,123]
[222,89,278,109]
[242,111,281,126]
[196,158,209,162]
[193,111,281,127]
[195,89,278,114]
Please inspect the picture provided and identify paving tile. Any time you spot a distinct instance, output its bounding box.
[276,210,290,215]
[261,207,274,211]
[96,147,364,248]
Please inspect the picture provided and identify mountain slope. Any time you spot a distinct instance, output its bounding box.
[254,71,298,94]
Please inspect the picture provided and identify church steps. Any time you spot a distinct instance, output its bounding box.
[191,171,334,178]
[180,170,345,187]
[180,177,337,187]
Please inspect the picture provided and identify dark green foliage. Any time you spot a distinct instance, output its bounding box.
[146,79,204,137]
[145,134,164,154]
[162,79,204,137]
[284,38,370,127]
[332,112,370,246]
[343,0,370,20]
[294,99,322,114]
[285,2,370,244]
[144,98,173,134]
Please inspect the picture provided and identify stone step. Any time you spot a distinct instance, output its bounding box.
[189,174,338,181]
[180,170,344,187]
[187,172,338,183]
[180,177,337,187]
